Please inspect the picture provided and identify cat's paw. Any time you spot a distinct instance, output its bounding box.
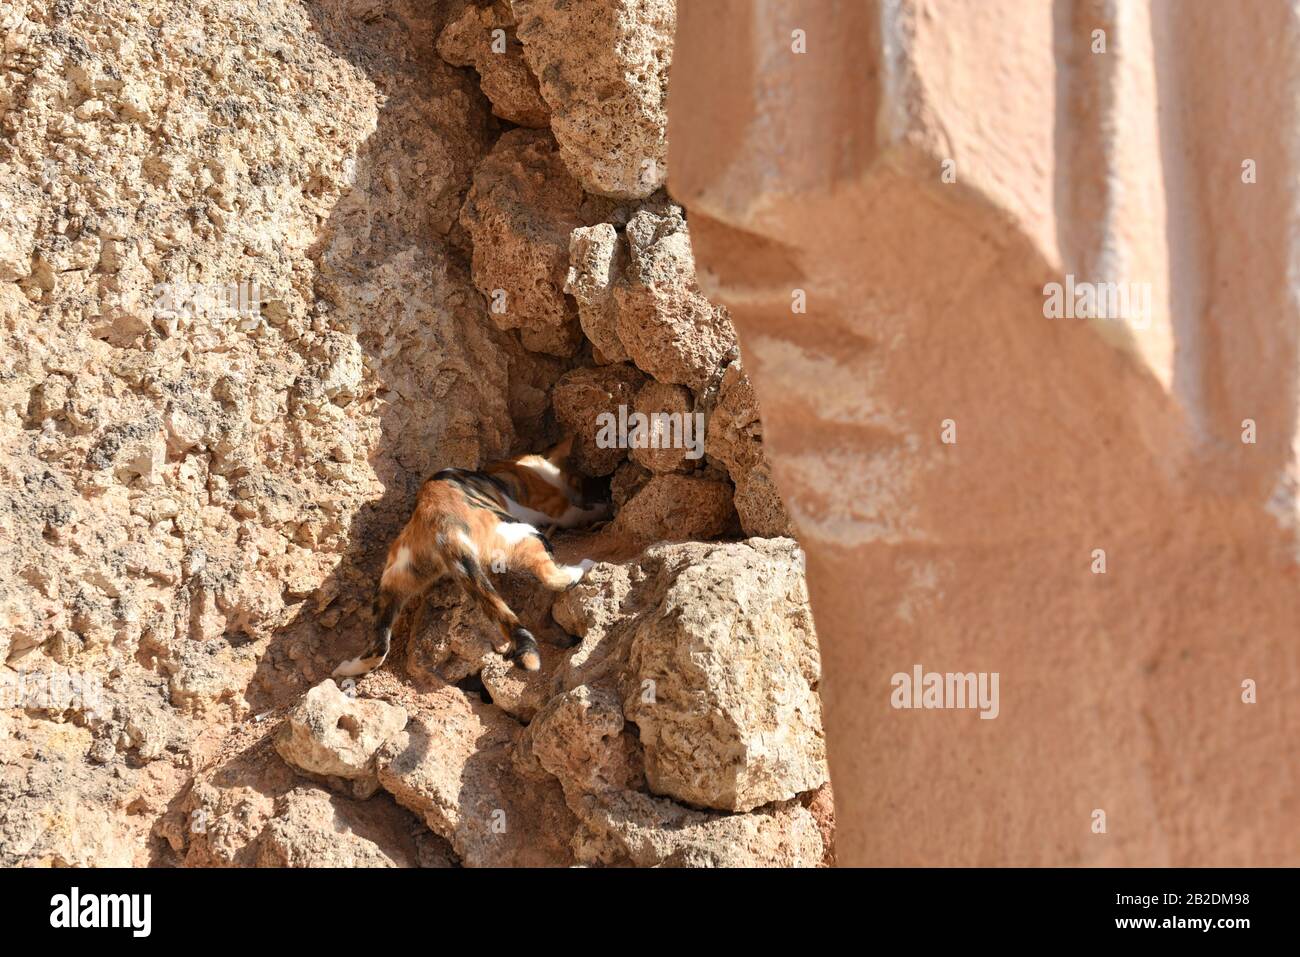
[564,559,595,587]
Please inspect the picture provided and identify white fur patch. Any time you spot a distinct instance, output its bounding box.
[382,546,412,584]
[496,522,539,546]
[333,655,372,678]
[554,501,611,529]
[505,498,561,528]
[457,530,478,556]
[561,558,594,585]
[517,455,567,493]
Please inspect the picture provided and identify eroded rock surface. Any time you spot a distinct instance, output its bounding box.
[273,679,407,798]
[514,0,675,199]
[555,538,826,811]
[551,363,647,475]
[437,1,549,128]
[459,129,613,356]
[705,360,792,536]
[375,685,577,867]
[1,0,806,869]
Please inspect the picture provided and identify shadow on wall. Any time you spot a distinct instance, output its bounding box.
[149,0,529,864]
[241,0,524,715]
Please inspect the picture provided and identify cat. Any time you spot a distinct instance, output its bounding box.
[332,437,609,679]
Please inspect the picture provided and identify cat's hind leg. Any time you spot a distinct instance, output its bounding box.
[499,523,591,591]
[446,526,542,671]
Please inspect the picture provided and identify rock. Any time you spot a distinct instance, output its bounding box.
[274,680,408,799]
[556,538,826,811]
[570,789,825,867]
[375,686,576,867]
[459,129,614,355]
[565,201,736,390]
[566,223,629,362]
[729,461,789,539]
[610,459,652,509]
[403,588,500,686]
[478,653,560,722]
[705,360,792,536]
[437,1,549,128]
[0,0,828,872]
[517,685,644,794]
[0,0,521,868]
[0,179,39,281]
[804,782,837,867]
[551,363,647,475]
[158,740,429,868]
[515,0,674,198]
[319,333,364,400]
[402,574,571,708]
[0,719,158,867]
[629,380,698,473]
[624,539,824,811]
[551,560,641,692]
[613,203,736,390]
[611,472,736,544]
[255,787,421,868]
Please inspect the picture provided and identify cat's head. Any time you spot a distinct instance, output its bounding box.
[543,435,576,468]
[543,436,610,508]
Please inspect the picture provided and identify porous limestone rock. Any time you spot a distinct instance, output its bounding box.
[0,0,520,865]
[515,684,644,794]
[156,729,437,868]
[0,0,822,870]
[704,360,792,536]
[514,0,675,199]
[459,129,614,356]
[255,786,437,868]
[565,222,630,362]
[375,686,576,867]
[437,1,550,128]
[804,782,837,867]
[551,363,648,475]
[550,560,642,693]
[612,203,737,390]
[629,380,697,474]
[570,789,825,867]
[610,459,652,510]
[478,653,562,722]
[273,679,408,799]
[611,472,736,544]
[553,538,827,812]
[565,201,738,390]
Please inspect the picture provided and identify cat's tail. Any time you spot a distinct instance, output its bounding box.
[332,575,406,679]
[333,526,432,679]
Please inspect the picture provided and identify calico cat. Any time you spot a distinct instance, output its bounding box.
[333,437,608,678]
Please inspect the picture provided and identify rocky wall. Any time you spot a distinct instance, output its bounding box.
[1,0,827,867]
